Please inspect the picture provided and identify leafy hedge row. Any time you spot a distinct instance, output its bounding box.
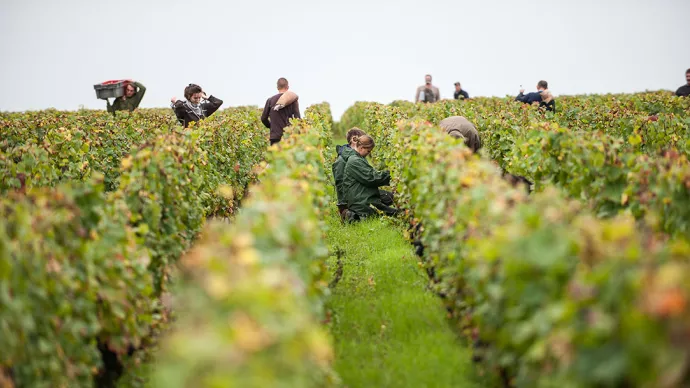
[0,108,266,199]
[0,109,267,387]
[508,124,690,239]
[0,109,175,192]
[342,92,690,164]
[332,101,371,137]
[346,97,690,240]
[370,117,690,387]
[152,103,339,387]
[0,181,155,388]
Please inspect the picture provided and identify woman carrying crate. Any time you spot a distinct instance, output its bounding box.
[170,84,223,128]
[106,81,146,113]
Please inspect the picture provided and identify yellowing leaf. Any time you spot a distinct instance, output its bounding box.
[121,156,133,169]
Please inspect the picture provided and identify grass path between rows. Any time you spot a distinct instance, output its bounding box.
[325,212,485,388]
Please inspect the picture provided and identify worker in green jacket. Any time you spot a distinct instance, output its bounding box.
[333,128,394,219]
[333,127,366,214]
[342,135,399,221]
[107,81,146,113]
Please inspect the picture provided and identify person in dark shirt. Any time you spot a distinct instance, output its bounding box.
[261,78,301,145]
[675,68,690,97]
[453,82,469,100]
[516,80,555,112]
[170,84,223,128]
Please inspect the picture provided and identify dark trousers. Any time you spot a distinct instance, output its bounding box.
[340,190,399,222]
[270,138,280,146]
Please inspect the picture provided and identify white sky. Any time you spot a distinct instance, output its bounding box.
[1,0,688,120]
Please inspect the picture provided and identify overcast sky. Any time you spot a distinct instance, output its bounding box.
[1,0,688,120]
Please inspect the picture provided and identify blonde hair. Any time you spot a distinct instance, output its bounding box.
[352,135,375,150]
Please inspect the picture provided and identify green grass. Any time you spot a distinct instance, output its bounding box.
[325,213,484,388]
[332,136,347,146]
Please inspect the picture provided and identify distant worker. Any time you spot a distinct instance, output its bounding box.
[261,77,301,145]
[516,80,555,112]
[170,84,223,128]
[343,135,399,221]
[107,80,146,113]
[439,116,482,153]
[453,82,469,100]
[415,74,440,103]
[675,68,690,97]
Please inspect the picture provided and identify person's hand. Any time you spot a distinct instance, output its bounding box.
[202,92,209,100]
[171,97,177,103]
[519,88,525,94]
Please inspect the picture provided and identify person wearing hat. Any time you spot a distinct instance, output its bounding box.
[106,80,146,113]
[453,82,469,100]
[438,116,482,153]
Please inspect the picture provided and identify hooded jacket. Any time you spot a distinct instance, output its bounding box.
[343,153,391,216]
[332,144,357,206]
[439,116,482,153]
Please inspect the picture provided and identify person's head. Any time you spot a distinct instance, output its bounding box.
[184,84,204,104]
[686,68,690,85]
[454,82,461,91]
[124,83,136,98]
[425,74,432,85]
[346,127,366,146]
[277,77,289,92]
[352,134,375,157]
[537,80,548,91]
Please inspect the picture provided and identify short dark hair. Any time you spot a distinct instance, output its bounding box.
[277,78,289,90]
[425,74,432,79]
[346,127,366,144]
[184,84,202,100]
[454,82,460,86]
[686,68,690,75]
[537,80,548,89]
